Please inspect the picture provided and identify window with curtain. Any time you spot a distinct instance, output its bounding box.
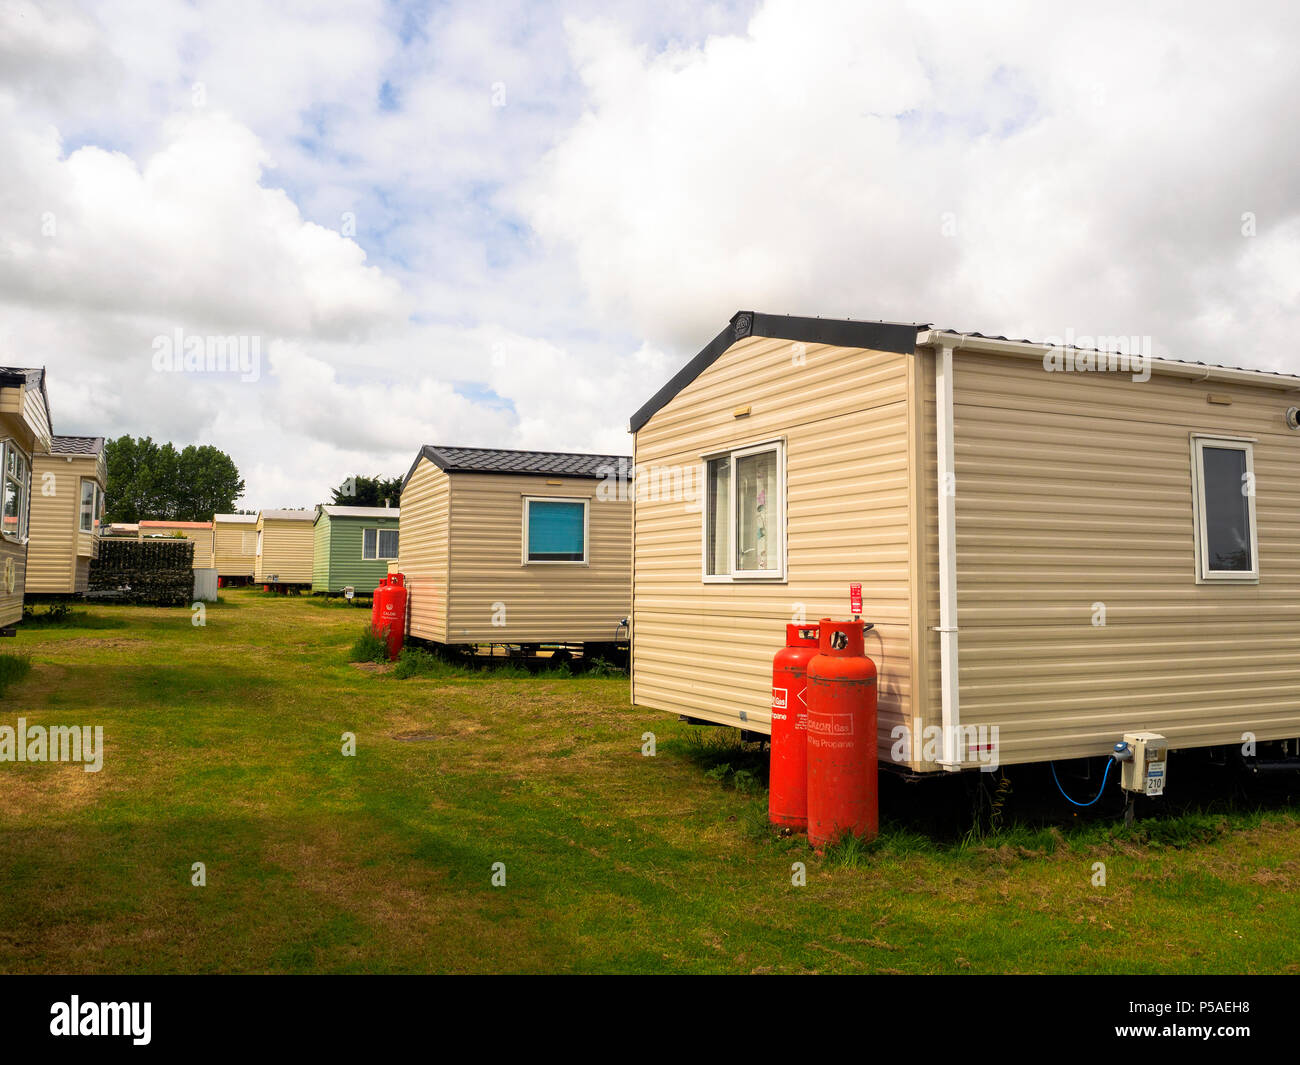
[362,527,400,560]
[703,440,784,580]
[525,498,587,562]
[1,441,30,541]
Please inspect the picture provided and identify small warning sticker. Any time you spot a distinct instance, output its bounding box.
[850,582,863,614]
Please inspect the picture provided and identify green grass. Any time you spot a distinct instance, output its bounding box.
[0,652,31,695]
[2,587,1299,973]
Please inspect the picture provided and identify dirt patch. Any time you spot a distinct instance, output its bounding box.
[390,731,438,742]
[0,762,111,818]
[350,662,396,675]
[40,638,144,652]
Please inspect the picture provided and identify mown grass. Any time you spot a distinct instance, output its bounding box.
[1,587,1299,973]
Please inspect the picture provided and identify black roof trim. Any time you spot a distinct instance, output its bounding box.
[628,312,921,432]
[401,445,632,491]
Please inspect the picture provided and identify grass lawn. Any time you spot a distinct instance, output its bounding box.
[2,588,1299,974]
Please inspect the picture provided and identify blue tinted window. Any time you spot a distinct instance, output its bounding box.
[528,500,585,561]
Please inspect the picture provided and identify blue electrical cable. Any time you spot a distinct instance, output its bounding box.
[1051,757,1114,807]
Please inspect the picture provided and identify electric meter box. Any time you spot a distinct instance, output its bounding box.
[1121,731,1168,796]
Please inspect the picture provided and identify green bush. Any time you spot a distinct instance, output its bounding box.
[580,657,625,678]
[21,602,77,625]
[0,652,32,696]
[393,646,466,679]
[349,625,391,664]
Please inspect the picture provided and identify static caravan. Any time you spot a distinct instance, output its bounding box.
[255,509,315,587]
[101,523,139,538]
[398,446,631,650]
[312,505,400,595]
[0,367,52,627]
[27,435,106,594]
[213,513,257,581]
[139,520,214,568]
[630,310,1300,777]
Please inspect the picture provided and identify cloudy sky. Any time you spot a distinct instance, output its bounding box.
[2,0,1298,508]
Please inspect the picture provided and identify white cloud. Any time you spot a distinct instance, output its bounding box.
[3,0,1299,511]
[523,0,1300,369]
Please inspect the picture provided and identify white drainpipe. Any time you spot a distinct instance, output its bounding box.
[935,338,962,770]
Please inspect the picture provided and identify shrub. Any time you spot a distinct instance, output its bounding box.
[349,625,391,664]
[393,646,467,679]
[21,602,77,625]
[580,657,625,678]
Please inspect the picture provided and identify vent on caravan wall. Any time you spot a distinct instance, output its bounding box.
[1286,407,1300,430]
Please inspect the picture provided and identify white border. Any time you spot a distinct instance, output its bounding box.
[1190,433,1260,583]
[699,438,786,583]
[522,495,590,565]
[360,525,399,561]
[0,437,31,544]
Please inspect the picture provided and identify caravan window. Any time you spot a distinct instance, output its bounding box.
[79,480,103,533]
[1,441,30,541]
[523,498,587,563]
[702,440,785,581]
[362,527,399,561]
[1191,436,1259,581]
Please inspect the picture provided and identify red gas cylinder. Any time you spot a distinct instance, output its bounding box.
[769,622,820,830]
[806,617,879,847]
[371,574,408,660]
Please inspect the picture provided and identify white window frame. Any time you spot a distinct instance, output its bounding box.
[700,438,786,583]
[521,495,590,565]
[1190,433,1259,583]
[0,438,31,543]
[78,479,102,534]
[361,526,399,561]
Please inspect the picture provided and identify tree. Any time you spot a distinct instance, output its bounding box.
[330,474,402,508]
[104,436,245,522]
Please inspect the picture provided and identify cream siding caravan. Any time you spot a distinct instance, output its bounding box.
[254,509,315,586]
[629,311,1300,774]
[398,446,631,648]
[213,513,258,580]
[27,435,106,594]
[0,367,53,627]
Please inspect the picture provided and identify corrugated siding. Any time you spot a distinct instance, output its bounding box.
[0,538,25,626]
[0,389,45,614]
[21,384,51,455]
[940,349,1300,766]
[254,517,314,582]
[399,459,450,642]
[446,472,631,643]
[27,454,92,594]
[313,514,398,594]
[632,335,914,761]
[312,516,329,589]
[214,521,256,577]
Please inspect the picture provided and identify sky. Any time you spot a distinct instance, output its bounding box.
[1,0,1298,509]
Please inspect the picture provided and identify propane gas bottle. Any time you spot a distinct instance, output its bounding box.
[769,623,820,830]
[806,617,879,846]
